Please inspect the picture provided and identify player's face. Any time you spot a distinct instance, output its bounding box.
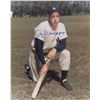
[49,12,60,28]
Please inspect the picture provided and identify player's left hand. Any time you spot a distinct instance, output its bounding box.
[47,48,57,59]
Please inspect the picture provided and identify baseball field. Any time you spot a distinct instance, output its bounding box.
[11,15,90,100]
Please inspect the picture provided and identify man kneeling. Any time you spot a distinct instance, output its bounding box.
[24,6,73,91]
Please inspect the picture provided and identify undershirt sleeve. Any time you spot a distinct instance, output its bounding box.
[54,38,67,52]
[34,38,46,65]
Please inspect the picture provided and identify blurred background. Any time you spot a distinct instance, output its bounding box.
[11,1,90,17]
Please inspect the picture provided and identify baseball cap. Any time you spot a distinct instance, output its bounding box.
[48,7,61,15]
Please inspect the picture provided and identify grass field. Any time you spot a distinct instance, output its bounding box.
[11,16,90,100]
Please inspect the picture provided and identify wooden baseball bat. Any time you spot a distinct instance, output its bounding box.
[32,57,50,98]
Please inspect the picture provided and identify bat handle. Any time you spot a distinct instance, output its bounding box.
[45,57,50,63]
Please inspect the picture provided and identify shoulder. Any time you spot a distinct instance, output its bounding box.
[58,22,66,31]
[39,20,48,26]
[35,20,48,29]
[58,22,65,28]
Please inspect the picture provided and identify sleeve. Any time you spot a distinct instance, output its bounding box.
[54,38,66,52]
[34,38,46,65]
[58,23,68,40]
[34,25,45,41]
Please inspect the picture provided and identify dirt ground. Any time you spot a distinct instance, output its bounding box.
[11,16,90,100]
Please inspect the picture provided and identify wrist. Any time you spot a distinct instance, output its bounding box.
[42,64,47,68]
[54,48,57,52]
[54,47,58,52]
[42,63,46,66]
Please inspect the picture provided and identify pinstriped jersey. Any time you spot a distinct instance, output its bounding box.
[31,20,68,51]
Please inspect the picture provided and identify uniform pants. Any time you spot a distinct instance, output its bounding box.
[29,49,71,82]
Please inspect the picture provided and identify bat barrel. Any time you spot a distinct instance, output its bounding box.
[31,73,46,98]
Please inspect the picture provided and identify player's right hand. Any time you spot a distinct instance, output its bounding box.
[40,64,48,76]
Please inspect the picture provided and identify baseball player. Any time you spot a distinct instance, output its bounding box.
[24,7,73,91]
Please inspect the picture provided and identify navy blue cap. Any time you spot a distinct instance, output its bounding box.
[48,7,61,15]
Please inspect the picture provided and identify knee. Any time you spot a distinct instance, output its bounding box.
[60,49,70,57]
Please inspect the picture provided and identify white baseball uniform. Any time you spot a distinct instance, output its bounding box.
[29,20,71,82]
